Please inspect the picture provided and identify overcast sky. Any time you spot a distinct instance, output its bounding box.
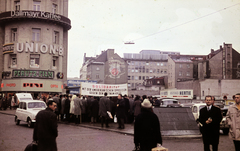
[67,0,240,78]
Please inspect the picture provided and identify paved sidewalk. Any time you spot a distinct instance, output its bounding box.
[0,108,201,139]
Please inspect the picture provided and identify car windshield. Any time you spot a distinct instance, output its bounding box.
[28,102,46,109]
[163,100,178,105]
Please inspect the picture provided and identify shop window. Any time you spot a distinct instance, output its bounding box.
[33,1,41,11]
[11,28,17,42]
[30,54,40,68]
[52,3,57,14]
[53,31,59,44]
[52,56,58,69]
[10,54,17,68]
[15,1,20,10]
[32,28,41,42]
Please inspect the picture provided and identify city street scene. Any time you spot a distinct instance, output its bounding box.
[0,0,240,151]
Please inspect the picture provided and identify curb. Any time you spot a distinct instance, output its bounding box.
[0,111,202,139]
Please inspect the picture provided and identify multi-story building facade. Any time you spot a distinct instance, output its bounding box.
[124,50,180,90]
[84,49,128,84]
[0,0,71,98]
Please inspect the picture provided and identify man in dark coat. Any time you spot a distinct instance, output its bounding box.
[199,95,222,151]
[99,92,111,127]
[33,100,58,151]
[116,94,126,129]
[134,99,162,151]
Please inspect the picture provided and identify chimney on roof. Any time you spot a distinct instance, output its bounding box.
[211,49,214,53]
[220,45,222,50]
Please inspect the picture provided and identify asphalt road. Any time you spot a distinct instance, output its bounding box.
[0,113,236,151]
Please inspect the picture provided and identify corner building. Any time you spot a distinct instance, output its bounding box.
[0,0,71,98]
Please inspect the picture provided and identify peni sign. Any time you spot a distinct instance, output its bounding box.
[80,83,128,96]
[12,70,54,79]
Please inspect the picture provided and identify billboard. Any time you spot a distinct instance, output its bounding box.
[80,83,128,96]
[160,89,193,99]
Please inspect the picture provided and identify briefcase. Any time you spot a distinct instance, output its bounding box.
[24,142,38,151]
[152,146,168,151]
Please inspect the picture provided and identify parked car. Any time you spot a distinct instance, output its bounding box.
[180,103,194,108]
[160,99,179,107]
[15,93,46,128]
[220,105,229,134]
[191,103,206,122]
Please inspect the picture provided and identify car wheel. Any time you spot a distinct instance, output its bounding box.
[15,116,20,125]
[27,118,33,128]
[222,128,229,135]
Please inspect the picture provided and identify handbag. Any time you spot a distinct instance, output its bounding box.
[24,141,38,151]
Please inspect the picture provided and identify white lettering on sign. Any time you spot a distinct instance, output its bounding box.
[16,43,63,56]
[11,11,61,21]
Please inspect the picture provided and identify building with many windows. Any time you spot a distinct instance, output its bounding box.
[0,0,71,98]
[123,50,179,90]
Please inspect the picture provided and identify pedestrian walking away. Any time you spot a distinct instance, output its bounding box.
[33,100,58,151]
[134,99,162,151]
[116,94,126,129]
[199,95,223,151]
[226,93,240,151]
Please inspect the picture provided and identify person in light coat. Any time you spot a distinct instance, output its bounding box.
[69,94,76,122]
[226,93,240,151]
[74,94,83,124]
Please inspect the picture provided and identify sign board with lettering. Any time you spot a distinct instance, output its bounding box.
[160,89,193,99]
[67,80,97,87]
[12,70,54,79]
[80,83,128,96]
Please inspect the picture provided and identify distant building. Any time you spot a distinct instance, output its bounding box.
[123,50,180,90]
[82,49,128,84]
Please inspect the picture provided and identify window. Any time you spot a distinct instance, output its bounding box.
[187,64,190,68]
[146,62,149,66]
[128,76,130,80]
[132,68,134,72]
[32,28,41,42]
[52,56,58,69]
[53,31,59,44]
[132,76,134,80]
[139,68,141,73]
[164,70,167,74]
[179,64,182,68]
[143,76,145,80]
[132,83,134,87]
[33,1,41,11]
[146,76,149,79]
[142,68,145,73]
[157,63,160,66]
[30,54,40,68]
[96,74,99,79]
[186,71,190,76]
[139,76,141,80]
[10,54,17,68]
[146,69,149,73]
[52,3,57,14]
[161,63,164,66]
[135,69,138,72]
[179,71,182,76]
[157,69,160,73]
[15,1,20,10]
[96,67,100,71]
[11,28,17,42]
[135,76,138,80]
[149,69,153,73]
[128,83,131,87]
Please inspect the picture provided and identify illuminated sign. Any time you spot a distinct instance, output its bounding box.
[6,83,16,87]
[23,83,43,88]
[13,70,54,79]
[11,10,61,21]
[16,42,63,56]
[3,43,14,54]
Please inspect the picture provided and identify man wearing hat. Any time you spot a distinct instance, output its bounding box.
[134,99,162,151]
